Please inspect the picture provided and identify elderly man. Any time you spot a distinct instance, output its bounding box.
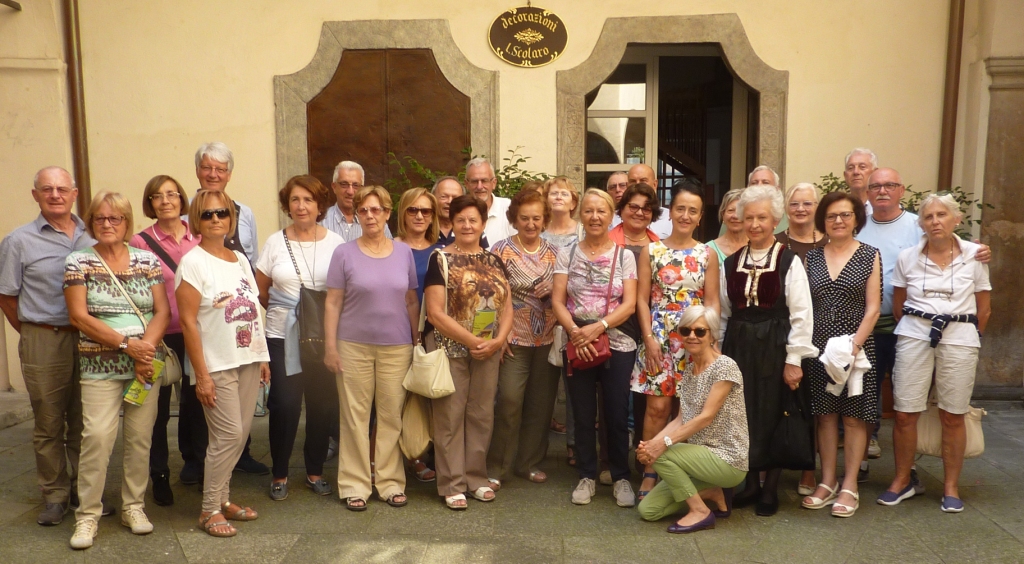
[746,165,789,233]
[0,167,94,525]
[433,176,467,247]
[191,142,269,477]
[857,167,990,490]
[615,163,672,238]
[845,148,878,214]
[321,160,392,242]
[605,171,629,206]
[465,158,515,246]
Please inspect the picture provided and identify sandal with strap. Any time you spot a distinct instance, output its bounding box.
[412,459,436,482]
[445,493,467,510]
[638,472,659,501]
[802,483,839,510]
[199,511,237,538]
[221,501,258,521]
[383,492,408,508]
[487,478,502,492]
[524,470,547,483]
[470,486,496,502]
[344,497,367,512]
[831,489,860,518]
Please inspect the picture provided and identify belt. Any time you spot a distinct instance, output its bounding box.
[26,322,77,333]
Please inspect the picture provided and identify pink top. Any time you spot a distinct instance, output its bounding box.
[129,221,201,334]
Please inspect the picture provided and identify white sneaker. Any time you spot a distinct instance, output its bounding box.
[572,478,596,505]
[867,439,882,459]
[599,469,612,486]
[120,507,154,535]
[613,479,636,507]
[70,518,98,549]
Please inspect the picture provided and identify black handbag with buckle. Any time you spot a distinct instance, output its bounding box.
[282,229,328,371]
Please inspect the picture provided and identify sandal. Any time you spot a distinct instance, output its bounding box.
[199,511,236,538]
[221,501,258,521]
[445,493,467,510]
[550,418,567,434]
[470,486,496,502]
[802,483,839,510]
[831,489,860,518]
[638,472,658,501]
[383,492,408,508]
[525,470,547,483]
[412,459,436,482]
[487,478,502,492]
[566,446,577,467]
[344,497,367,512]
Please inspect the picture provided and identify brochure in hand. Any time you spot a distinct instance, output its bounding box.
[123,358,164,406]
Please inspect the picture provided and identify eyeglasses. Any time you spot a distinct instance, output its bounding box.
[625,203,653,216]
[679,327,709,338]
[92,215,125,226]
[826,212,855,223]
[200,208,230,221]
[606,182,628,190]
[867,182,902,192]
[357,206,388,216]
[149,192,180,202]
[405,206,434,218]
[199,165,229,175]
[35,185,75,196]
[335,182,362,189]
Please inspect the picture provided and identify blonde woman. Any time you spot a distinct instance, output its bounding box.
[707,188,746,264]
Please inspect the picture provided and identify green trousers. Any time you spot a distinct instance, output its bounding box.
[638,442,746,521]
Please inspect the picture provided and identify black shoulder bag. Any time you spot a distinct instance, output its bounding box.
[282,230,328,371]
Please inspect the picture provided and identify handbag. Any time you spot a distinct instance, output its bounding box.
[916,389,986,458]
[403,250,455,398]
[281,229,328,371]
[93,248,182,385]
[768,388,815,470]
[547,325,565,367]
[399,393,433,459]
[564,243,619,374]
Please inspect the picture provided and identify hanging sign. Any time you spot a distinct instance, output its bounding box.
[488,5,567,68]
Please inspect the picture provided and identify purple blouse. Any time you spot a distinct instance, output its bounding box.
[326,241,418,345]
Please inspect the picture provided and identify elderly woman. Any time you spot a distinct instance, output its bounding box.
[633,180,720,500]
[553,189,638,507]
[799,192,881,518]
[423,195,513,510]
[323,186,418,510]
[177,189,270,538]
[486,188,561,488]
[255,175,343,501]
[707,188,746,265]
[879,193,991,513]
[636,306,747,533]
[719,184,817,516]
[64,192,170,549]
[129,175,200,507]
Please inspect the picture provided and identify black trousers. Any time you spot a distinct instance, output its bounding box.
[567,350,635,482]
[266,339,335,479]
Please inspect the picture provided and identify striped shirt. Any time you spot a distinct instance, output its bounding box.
[490,237,557,347]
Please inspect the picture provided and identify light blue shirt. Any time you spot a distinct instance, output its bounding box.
[235,201,259,266]
[856,210,923,315]
[0,214,95,325]
[320,204,392,242]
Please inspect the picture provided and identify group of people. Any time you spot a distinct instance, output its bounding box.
[0,143,991,547]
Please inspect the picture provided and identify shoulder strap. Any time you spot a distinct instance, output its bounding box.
[603,245,620,317]
[280,228,305,288]
[92,247,149,331]
[417,250,449,337]
[137,230,178,272]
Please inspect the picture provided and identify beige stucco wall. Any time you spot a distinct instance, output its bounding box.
[2,0,1022,390]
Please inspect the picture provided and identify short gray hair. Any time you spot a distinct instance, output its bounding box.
[785,182,820,204]
[33,166,76,189]
[677,305,721,344]
[432,175,465,194]
[466,157,495,178]
[194,142,234,171]
[917,193,963,226]
[747,165,779,187]
[332,161,365,184]
[737,184,785,223]
[718,188,744,223]
[845,148,878,168]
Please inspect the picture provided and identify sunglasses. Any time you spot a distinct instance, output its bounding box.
[679,327,709,338]
[200,208,230,221]
[405,206,434,217]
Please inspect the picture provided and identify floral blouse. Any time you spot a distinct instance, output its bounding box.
[554,243,638,352]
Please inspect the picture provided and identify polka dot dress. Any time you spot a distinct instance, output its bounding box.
[804,244,880,422]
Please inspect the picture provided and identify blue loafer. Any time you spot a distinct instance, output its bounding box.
[269,481,288,501]
[941,496,964,513]
[667,511,716,534]
[306,477,332,496]
[877,484,915,506]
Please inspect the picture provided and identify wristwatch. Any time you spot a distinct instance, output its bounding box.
[119,336,129,351]
[599,319,609,330]
[663,436,673,447]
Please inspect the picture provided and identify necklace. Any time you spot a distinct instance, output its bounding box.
[454,243,481,254]
[785,228,819,266]
[516,235,540,255]
[922,240,956,300]
[582,238,609,256]
[364,237,388,255]
[747,243,773,264]
[624,230,648,243]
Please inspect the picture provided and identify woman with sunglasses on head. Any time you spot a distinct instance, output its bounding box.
[632,180,720,501]
[254,175,343,502]
[799,192,881,518]
[176,190,270,538]
[324,186,419,511]
[636,305,747,534]
[129,176,201,507]
[64,192,170,549]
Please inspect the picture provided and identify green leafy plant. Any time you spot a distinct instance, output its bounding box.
[384,146,549,200]
[813,172,848,194]
[490,147,550,198]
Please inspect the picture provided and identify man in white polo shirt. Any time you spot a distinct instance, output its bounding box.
[465,158,515,247]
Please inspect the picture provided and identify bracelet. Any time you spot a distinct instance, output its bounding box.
[599,319,609,330]
[644,333,655,338]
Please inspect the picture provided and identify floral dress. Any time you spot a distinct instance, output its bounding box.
[630,241,710,396]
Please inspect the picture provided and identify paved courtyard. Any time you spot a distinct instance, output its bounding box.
[0,396,1022,563]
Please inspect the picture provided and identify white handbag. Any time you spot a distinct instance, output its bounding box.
[547,326,565,367]
[916,389,986,459]
[403,251,455,399]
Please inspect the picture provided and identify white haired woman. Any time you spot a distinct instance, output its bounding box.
[879,193,991,513]
[719,185,817,516]
[636,305,747,534]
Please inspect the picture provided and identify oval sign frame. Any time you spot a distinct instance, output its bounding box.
[488,6,567,68]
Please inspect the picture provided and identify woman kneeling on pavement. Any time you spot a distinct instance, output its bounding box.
[636,305,747,533]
